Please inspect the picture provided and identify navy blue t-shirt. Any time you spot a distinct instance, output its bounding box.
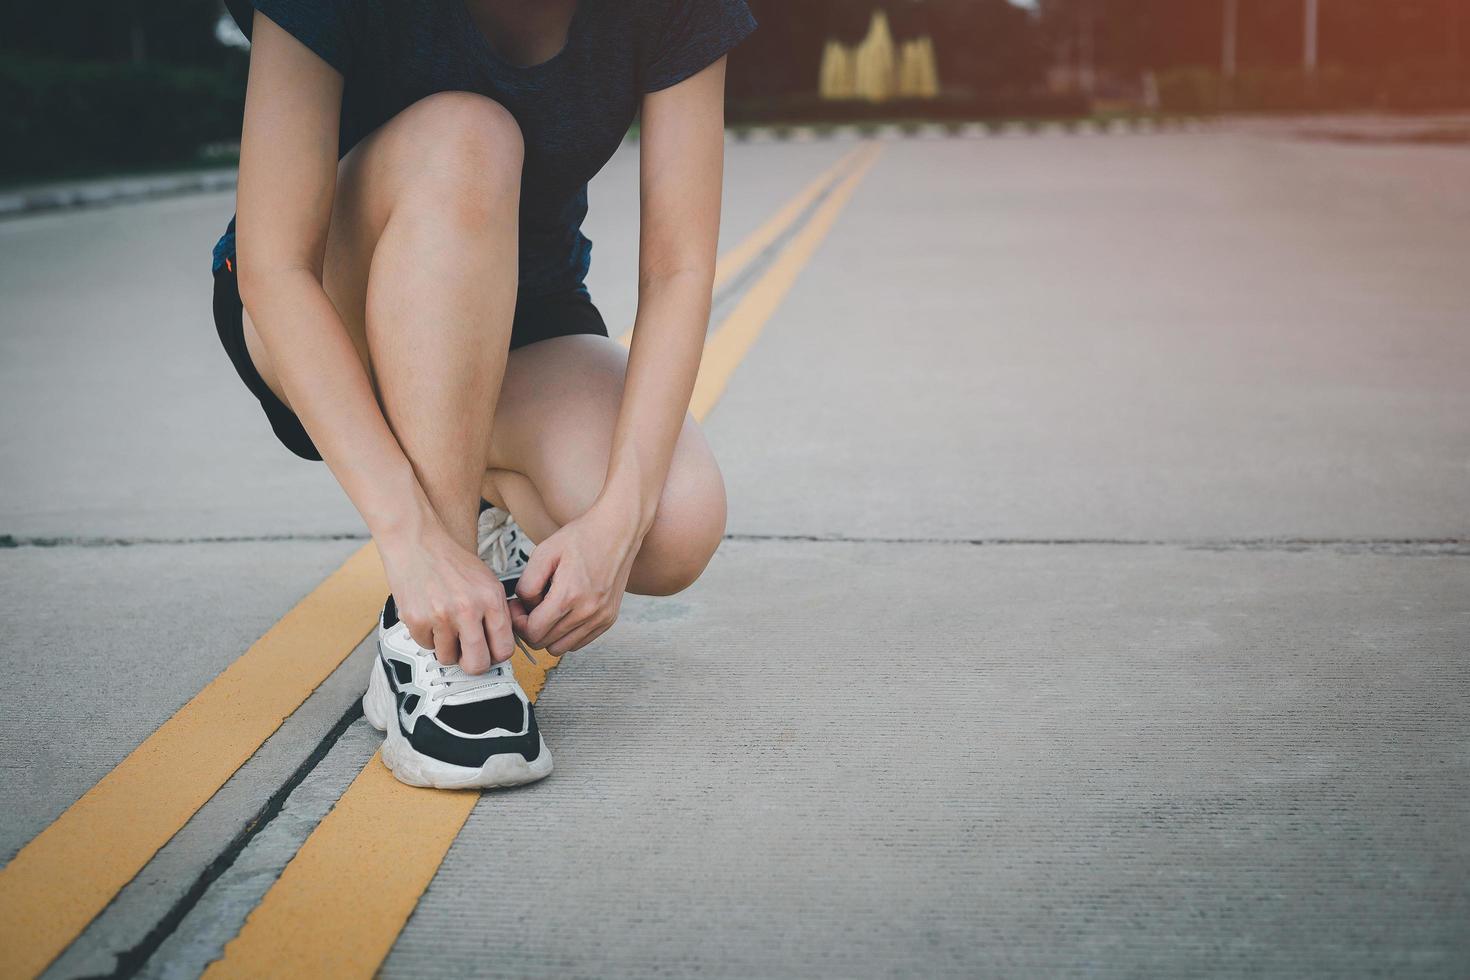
[214,0,755,297]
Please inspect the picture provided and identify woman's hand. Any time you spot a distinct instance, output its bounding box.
[510,497,644,656]
[377,518,515,673]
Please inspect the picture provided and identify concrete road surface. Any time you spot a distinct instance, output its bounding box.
[2,125,1468,978]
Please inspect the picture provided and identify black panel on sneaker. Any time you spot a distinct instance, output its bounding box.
[436,694,526,736]
[409,708,543,767]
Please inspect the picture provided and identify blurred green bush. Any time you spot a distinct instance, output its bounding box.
[0,56,244,180]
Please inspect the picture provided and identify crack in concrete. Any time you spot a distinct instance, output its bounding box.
[0,532,369,549]
[4,531,1467,555]
[722,533,1470,555]
[78,699,366,980]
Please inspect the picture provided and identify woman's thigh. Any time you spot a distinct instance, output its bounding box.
[241,92,517,407]
[488,334,727,594]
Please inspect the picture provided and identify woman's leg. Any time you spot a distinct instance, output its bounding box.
[244,91,523,553]
[483,334,728,597]
[243,91,725,607]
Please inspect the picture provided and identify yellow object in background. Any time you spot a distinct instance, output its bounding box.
[820,11,939,103]
[899,37,940,99]
[820,39,856,99]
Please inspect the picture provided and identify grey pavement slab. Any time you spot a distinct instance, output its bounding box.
[0,193,359,542]
[0,538,360,862]
[390,540,1470,978]
[707,134,1470,541]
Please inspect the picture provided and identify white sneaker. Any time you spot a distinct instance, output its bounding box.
[477,502,533,596]
[363,596,553,790]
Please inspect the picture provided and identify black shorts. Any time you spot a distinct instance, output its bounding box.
[212,263,609,461]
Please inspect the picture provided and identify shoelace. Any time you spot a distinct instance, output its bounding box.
[425,660,507,701]
[422,635,540,701]
[477,506,526,576]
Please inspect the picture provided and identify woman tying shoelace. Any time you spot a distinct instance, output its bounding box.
[211,0,754,787]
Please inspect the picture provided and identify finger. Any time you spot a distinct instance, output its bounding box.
[507,596,528,625]
[541,601,593,655]
[508,598,532,638]
[515,544,560,606]
[549,618,604,657]
[432,626,458,667]
[525,582,575,647]
[524,605,573,650]
[457,618,492,675]
[485,606,516,665]
[406,622,435,651]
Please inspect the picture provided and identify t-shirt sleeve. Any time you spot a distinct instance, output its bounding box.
[640,0,757,94]
[226,0,352,75]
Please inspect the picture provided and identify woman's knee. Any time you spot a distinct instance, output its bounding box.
[628,442,728,597]
[389,92,523,219]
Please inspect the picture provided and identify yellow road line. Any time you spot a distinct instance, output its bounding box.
[0,546,387,980]
[207,142,884,978]
[616,142,867,347]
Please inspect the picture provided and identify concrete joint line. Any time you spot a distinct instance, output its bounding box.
[0,532,369,550]
[8,530,1462,557]
[722,533,1470,556]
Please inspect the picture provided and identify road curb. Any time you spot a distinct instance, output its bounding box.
[0,168,238,219]
[727,116,1213,144]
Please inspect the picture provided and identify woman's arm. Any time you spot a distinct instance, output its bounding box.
[513,57,727,655]
[235,14,515,670]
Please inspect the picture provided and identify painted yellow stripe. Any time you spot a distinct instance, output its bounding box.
[616,142,867,348]
[207,142,884,978]
[0,144,864,980]
[712,144,866,295]
[0,545,387,980]
[689,143,882,419]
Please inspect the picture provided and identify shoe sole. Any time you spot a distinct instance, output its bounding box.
[362,660,553,790]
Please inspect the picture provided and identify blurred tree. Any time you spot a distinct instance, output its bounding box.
[1,0,227,66]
